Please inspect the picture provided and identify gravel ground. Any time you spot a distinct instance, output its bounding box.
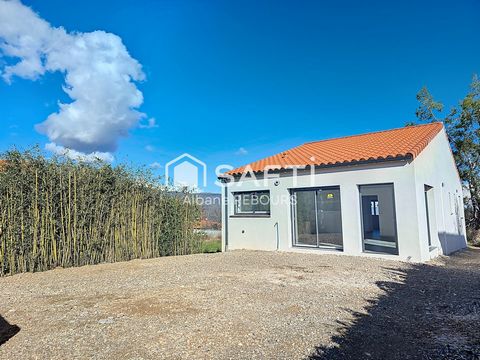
[1,248,479,359]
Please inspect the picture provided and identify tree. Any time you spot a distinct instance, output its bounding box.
[415,76,480,243]
[416,86,444,122]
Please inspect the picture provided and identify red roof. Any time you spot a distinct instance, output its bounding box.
[227,122,444,175]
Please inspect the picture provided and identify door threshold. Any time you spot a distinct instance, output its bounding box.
[293,245,343,252]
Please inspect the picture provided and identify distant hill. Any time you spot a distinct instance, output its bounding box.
[194,193,222,225]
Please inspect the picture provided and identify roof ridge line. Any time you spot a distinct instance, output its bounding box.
[301,122,443,147]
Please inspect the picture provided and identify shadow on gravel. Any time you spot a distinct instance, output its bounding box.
[0,315,20,346]
[308,248,480,360]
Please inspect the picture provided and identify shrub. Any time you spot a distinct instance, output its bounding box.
[0,148,201,276]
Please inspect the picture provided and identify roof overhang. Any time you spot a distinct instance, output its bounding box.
[218,154,413,181]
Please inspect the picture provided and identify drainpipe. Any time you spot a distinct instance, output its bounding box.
[223,182,229,251]
[274,222,279,250]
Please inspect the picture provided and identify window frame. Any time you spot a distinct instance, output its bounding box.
[232,190,271,217]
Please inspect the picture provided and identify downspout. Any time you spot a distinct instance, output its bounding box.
[274,222,279,250]
[223,180,229,251]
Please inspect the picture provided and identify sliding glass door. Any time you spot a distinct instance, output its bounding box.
[293,190,318,246]
[359,184,398,255]
[317,188,343,248]
[292,187,343,250]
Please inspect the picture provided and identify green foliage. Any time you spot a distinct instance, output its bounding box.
[200,239,222,253]
[415,87,444,122]
[415,76,480,243]
[193,230,222,253]
[0,148,201,275]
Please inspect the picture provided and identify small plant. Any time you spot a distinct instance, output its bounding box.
[468,228,480,247]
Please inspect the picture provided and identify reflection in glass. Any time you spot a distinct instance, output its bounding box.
[360,184,398,255]
[292,187,343,250]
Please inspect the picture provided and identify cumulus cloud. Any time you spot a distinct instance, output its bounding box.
[139,117,158,129]
[235,147,248,155]
[45,143,114,163]
[0,0,147,160]
[149,162,162,169]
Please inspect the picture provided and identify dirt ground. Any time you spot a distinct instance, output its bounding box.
[1,248,479,359]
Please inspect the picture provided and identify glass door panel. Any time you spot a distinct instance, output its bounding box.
[316,188,343,249]
[293,190,317,246]
[292,187,343,250]
[360,184,398,255]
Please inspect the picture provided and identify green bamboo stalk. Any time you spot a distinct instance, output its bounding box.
[0,148,201,276]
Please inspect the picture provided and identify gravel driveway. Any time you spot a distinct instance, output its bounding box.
[1,248,479,359]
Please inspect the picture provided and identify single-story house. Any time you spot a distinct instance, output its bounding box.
[219,122,467,262]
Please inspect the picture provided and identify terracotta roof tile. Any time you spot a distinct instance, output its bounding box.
[226,122,443,175]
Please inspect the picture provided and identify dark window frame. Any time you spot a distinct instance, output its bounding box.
[358,182,399,256]
[233,190,271,216]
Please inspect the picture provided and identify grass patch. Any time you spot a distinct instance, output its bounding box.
[200,239,222,253]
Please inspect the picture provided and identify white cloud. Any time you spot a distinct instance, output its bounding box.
[145,145,155,152]
[149,161,162,169]
[139,117,158,129]
[0,0,146,159]
[235,147,248,155]
[45,143,114,163]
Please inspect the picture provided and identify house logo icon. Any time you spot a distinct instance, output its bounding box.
[165,153,207,189]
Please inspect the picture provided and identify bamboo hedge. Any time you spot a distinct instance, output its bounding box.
[0,148,201,276]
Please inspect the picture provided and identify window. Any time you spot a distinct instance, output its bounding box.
[455,195,463,235]
[234,191,270,216]
[370,200,379,215]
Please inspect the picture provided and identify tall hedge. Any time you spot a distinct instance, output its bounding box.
[0,148,201,276]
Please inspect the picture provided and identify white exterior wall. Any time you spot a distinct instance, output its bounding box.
[221,130,467,263]
[223,160,424,262]
[412,128,467,260]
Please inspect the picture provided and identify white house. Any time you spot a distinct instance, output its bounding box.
[219,122,467,262]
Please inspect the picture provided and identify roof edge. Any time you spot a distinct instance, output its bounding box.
[224,122,444,177]
[302,121,443,146]
[222,154,412,178]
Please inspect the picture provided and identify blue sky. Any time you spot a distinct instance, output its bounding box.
[0,0,478,192]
